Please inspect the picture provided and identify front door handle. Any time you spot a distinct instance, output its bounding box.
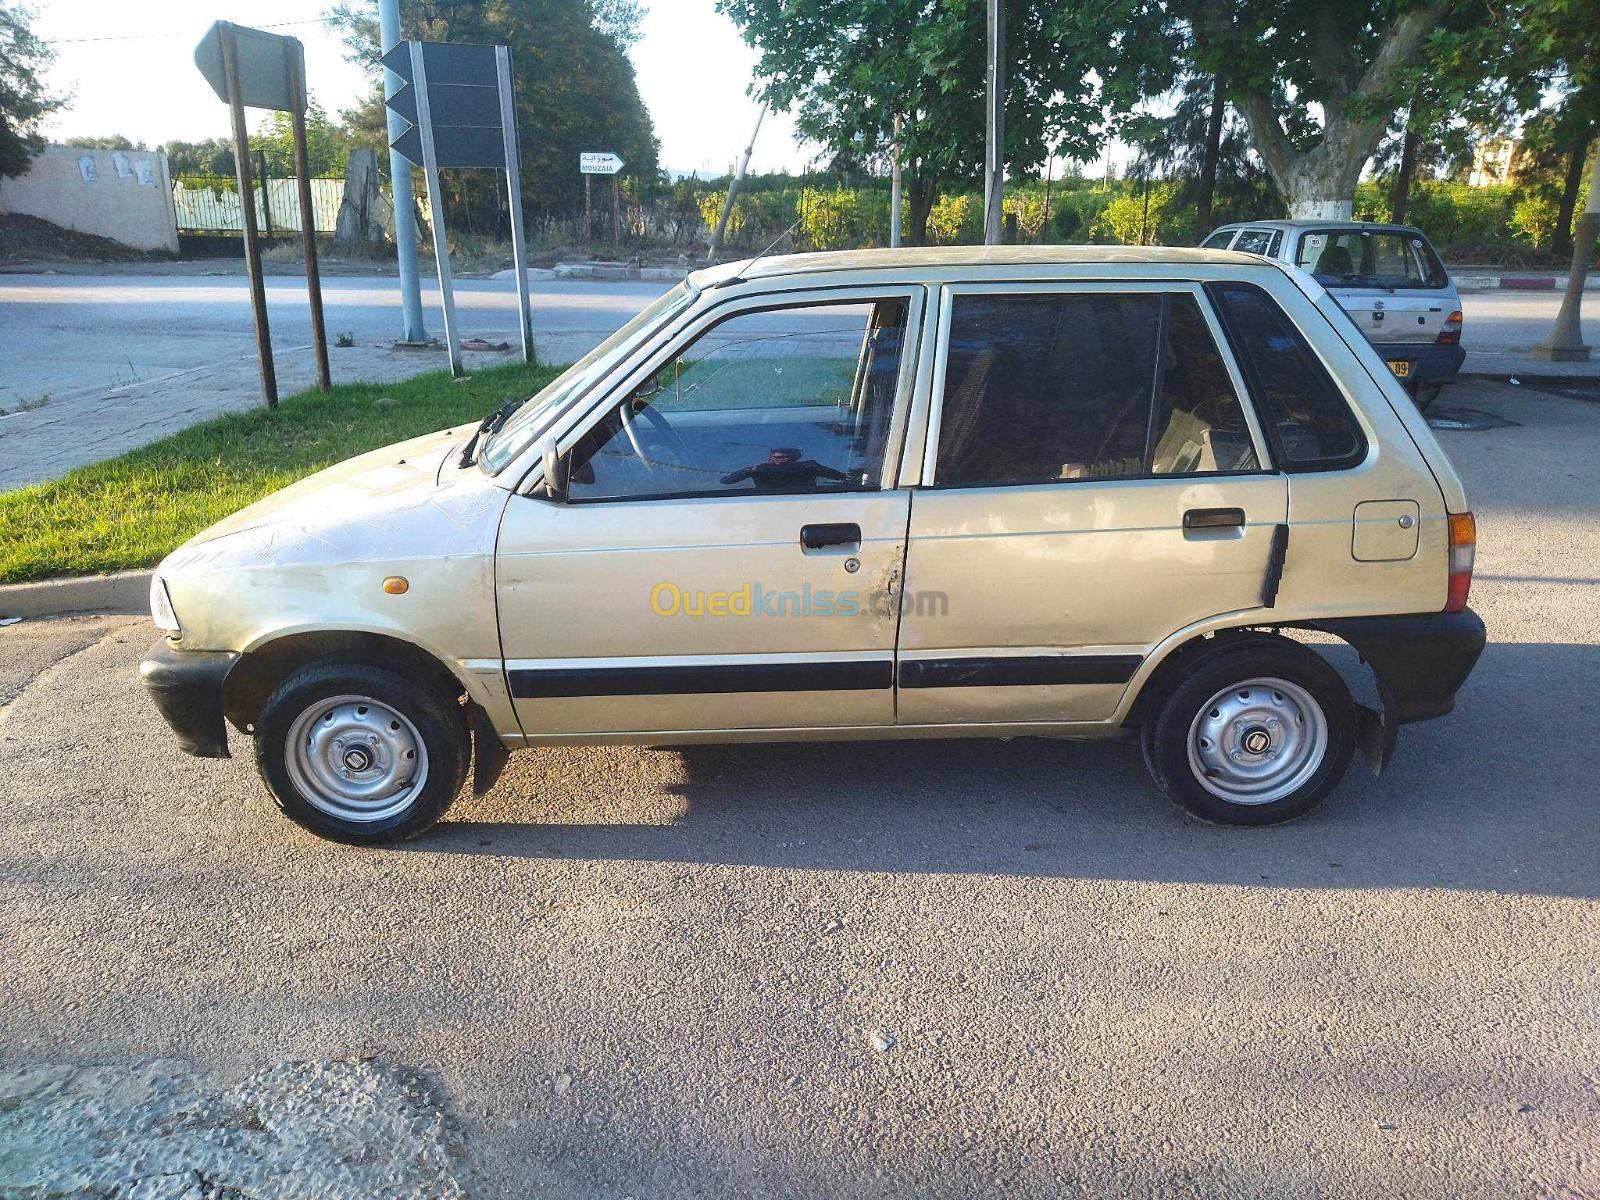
[800,522,861,550]
[1183,507,1245,531]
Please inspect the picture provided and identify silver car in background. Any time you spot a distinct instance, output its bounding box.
[1203,220,1464,409]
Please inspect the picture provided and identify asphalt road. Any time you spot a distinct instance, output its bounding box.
[2,377,1597,1197]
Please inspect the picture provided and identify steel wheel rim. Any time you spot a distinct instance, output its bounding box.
[1186,676,1328,806]
[285,694,429,824]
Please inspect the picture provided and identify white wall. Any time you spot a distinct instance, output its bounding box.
[0,146,179,253]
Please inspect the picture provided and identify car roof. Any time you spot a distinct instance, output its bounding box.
[1212,219,1425,234]
[691,243,1273,286]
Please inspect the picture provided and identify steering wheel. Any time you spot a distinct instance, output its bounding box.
[619,401,694,481]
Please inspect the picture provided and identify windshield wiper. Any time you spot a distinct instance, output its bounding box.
[457,396,528,468]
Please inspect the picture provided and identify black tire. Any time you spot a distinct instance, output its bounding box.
[1411,382,1444,412]
[254,661,469,845]
[1146,638,1356,826]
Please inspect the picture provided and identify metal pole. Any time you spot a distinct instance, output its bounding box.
[707,101,767,262]
[379,0,427,344]
[289,44,330,391]
[496,46,534,364]
[410,41,462,376]
[1534,151,1600,362]
[612,176,621,244]
[220,22,277,407]
[982,0,1005,246]
[585,175,592,242]
[890,112,903,249]
[256,148,273,234]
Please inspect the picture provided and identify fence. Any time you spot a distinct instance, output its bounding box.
[172,174,343,235]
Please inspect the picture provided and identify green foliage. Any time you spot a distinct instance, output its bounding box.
[62,135,143,151]
[161,138,235,177]
[253,104,352,177]
[1509,193,1562,248]
[0,0,63,178]
[1090,183,1187,246]
[925,194,982,245]
[0,362,559,584]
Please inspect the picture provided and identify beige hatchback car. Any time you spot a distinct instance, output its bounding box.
[142,246,1485,843]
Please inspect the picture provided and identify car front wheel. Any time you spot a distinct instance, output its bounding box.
[1146,639,1356,826]
[254,662,469,844]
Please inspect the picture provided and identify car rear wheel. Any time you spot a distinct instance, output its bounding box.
[1145,639,1356,826]
[1410,382,1444,411]
[255,662,469,844]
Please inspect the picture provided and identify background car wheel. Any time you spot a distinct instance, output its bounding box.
[255,662,469,845]
[1411,382,1444,411]
[1146,639,1356,826]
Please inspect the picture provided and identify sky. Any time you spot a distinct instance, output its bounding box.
[33,0,816,176]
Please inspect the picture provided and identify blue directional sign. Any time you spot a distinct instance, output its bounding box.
[382,41,506,170]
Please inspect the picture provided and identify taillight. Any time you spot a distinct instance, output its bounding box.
[1437,310,1463,345]
[1446,511,1475,612]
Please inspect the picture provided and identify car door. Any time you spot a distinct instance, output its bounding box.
[494,288,924,738]
[895,281,1287,726]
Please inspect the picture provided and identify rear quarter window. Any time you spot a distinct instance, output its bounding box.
[1206,282,1367,471]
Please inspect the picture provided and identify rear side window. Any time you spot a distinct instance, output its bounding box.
[934,292,1261,487]
[1232,230,1274,255]
[1207,282,1366,469]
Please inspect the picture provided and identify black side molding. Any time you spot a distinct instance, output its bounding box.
[509,659,893,698]
[139,643,239,758]
[898,654,1142,689]
[1261,523,1289,608]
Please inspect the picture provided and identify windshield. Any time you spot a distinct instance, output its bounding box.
[1295,228,1446,290]
[479,282,695,474]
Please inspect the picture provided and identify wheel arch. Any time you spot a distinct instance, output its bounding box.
[222,628,467,733]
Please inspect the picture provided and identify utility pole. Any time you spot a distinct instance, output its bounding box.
[219,23,277,407]
[982,0,1005,246]
[1534,151,1600,362]
[708,101,767,263]
[379,0,428,344]
[890,112,903,249]
[288,48,331,390]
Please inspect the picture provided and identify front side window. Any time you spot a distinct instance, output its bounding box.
[933,291,1260,488]
[566,298,908,502]
[1202,230,1236,250]
[1294,229,1446,289]
[1208,282,1365,469]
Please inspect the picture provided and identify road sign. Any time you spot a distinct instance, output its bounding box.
[195,21,304,113]
[384,41,505,170]
[580,152,625,175]
[378,40,534,374]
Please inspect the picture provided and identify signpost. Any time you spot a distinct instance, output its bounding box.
[384,40,532,375]
[580,152,625,245]
[196,21,332,405]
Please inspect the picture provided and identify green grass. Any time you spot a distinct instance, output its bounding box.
[0,361,561,584]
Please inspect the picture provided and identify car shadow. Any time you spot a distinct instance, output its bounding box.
[414,641,1600,901]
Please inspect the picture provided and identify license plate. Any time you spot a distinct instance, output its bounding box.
[1387,360,1411,378]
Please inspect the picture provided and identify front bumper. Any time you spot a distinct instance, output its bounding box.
[139,642,239,758]
[1376,341,1466,386]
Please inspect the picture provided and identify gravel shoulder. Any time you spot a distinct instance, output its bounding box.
[1,380,1597,1199]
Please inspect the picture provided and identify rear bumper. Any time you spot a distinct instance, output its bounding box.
[1304,609,1486,724]
[139,642,239,758]
[1377,341,1466,386]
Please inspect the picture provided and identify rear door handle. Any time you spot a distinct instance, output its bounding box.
[800,522,861,550]
[1183,507,1245,530]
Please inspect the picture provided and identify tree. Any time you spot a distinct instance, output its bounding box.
[0,0,63,178]
[253,103,353,177]
[328,0,659,221]
[1184,0,1456,218]
[63,134,145,151]
[717,0,1174,244]
[161,138,236,177]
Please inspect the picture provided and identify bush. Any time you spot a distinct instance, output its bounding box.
[926,193,982,244]
[1510,194,1560,249]
[1090,183,1182,245]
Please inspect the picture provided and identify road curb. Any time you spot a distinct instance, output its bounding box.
[0,569,152,619]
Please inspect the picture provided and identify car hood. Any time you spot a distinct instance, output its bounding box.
[160,426,506,575]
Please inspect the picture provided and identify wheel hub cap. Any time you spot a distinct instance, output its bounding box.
[1186,677,1329,806]
[285,695,429,824]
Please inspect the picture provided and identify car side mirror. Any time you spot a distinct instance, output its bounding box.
[541,439,569,503]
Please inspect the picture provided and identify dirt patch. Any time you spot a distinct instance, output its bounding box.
[0,212,171,264]
[0,1057,470,1198]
